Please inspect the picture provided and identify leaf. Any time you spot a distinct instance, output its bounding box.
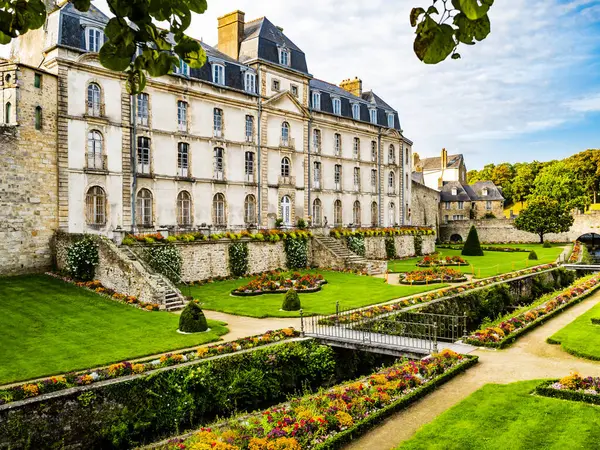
[106,0,132,18]
[185,0,208,14]
[99,41,134,71]
[14,0,46,32]
[104,17,124,41]
[174,36,206,69]
[145,51,178,77]
[71,0,92,12]
[127,68,147,95]
[414,23,456,64]
[410,7,426,27]
[451,52,461,59]
[0,30,11,45]
[454,12,491,44]
[452,0,493,21]
[427,6,439,15]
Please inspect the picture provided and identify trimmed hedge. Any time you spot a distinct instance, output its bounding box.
[529,250,538,260]
[535,380,600,406]
[179,302,208,333]
[462,225,484,257]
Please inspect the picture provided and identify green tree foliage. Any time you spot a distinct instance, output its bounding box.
[514,197,574,244]
[564,149,600,204]
[462,225,484,256]
[531,161,587,210]
[411,0,495,64]
[179,301,208,333]
[282,289,301,311]
[511,162,543,205]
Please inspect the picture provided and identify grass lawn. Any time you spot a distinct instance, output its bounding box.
[0,275,229,385]
[399,381,600,450]
[548,300,600,360]
[187,270,446,318]
[388,243,564,279]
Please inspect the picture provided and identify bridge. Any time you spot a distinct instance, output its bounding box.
[563,264,600,271]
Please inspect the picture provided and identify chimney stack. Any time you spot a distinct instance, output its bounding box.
[441,148,448,169]
[339,77,363,97]
[413,153,421,171]
[217,10,245,60]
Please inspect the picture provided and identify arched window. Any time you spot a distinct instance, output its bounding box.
[371,201,378,226]
[389,144,395,164]
[86,186,106,225]
[244,194,257,224]
[177,191,192,226]
[87,130,103,169]
[389,202,396,226]
[5,102,11,123]
[312,198,322,226]
[35,106,42,130]
[136,189,153,227]
[389,171,395,193]
[281,157,291,177]
[87,83,101,116]
[353,201,361,226]
[213,193,226,226]
[334,200,343,227]
[281,121,290,146]
[281,195,292,225]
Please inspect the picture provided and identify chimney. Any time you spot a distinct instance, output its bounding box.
[413,153,421,171]
[441,148,448,169]
[339,77,363,97]
[217,10,245,60]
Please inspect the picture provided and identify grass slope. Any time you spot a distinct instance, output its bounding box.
[399,381,600,450]
[187,270,446,318]
[0,275,228,385]
[388,243,563,278]
[548,300,600,360]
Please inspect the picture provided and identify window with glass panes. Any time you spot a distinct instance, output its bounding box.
[178,143,189,177]
[137,137,150,174]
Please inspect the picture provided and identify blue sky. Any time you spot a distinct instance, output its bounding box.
[1,0,599,170]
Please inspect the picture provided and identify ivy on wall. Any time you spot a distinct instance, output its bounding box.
[346,235,366,257]
[385,237,396,260]
[284,236,309,269]
[414,235,423,257]
[148,244,182,283]
[66,236,99,281]
[228,242,249,277]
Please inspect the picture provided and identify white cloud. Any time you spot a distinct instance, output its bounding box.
[567,93,600,112]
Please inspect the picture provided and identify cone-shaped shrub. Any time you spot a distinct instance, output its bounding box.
[528,250,538,260]
[461,226,484,256]
[179,301,208,333]
[543,241,552,248]
[282,289,301,311]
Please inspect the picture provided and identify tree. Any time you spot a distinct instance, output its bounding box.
[462,225,484,256]
[511,162,542,206]
[514,197,574,244]
[1,0,208,94]
[531,161,587,211]
[565,149,600,205]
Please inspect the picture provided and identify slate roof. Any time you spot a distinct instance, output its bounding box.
[464,181,505,201]
[418,154,464,171]
[440,182,472,202]
[440,181,504,202]
[412,171,425,184]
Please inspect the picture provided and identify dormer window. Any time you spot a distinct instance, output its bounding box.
[369,109,378,124]
[332,98,341,116]
[482,188,489,196]
[312,91,321,110]
[387,112,395,128]
[212,63,225,85]
[86,27,104,53]
[451,188,458,196]
[244,72,256,93]
[352,103,360,120]
[279,48,291,66]
[174,59,190,77]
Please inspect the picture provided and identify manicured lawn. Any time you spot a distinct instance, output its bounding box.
[0,275,229,385]
[187,270,446,318]
[548,300,600,360]
[399,381,600,449]
[388,243,564,278]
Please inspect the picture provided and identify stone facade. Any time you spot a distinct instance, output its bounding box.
[411,180,439,229]
[0,63,58,276]
[363,235,436,260]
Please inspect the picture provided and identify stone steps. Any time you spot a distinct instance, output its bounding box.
[315,236,386,275]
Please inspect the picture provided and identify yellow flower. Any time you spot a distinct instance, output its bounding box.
[22,384,40,398]
[335,410,354,428]
[197,347,209,358]
[132,364,145,374]
[281,328,295,337]
[559,372,582,390]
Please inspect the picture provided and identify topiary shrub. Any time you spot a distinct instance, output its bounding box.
[462,226,484,257]
[179,301,208,333]
[385,237,396,260]
[543,241,552,248]
[346,235,366,257]
[529,250,538,260]
[414,235,423,257]
[282,289,301,311]
[297,218,307,230]
[148,244,182,283]
[66,235,99,281]
[285,237,309,269]
[229,242,249,277]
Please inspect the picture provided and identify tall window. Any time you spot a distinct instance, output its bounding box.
[312,198,322,226]
[371,201,378,226]
[332,98,341,115]
[137,93,149,126]
[86,186,106,225]
[388,171,395,193]
[214,147,224,179]
[334,133,342,156]
[137,136,150,174]
[353,167,361,190]
[87,130,104,169]
[4,102,10,123]
[245,115,254,142]
[244,72,256,93]
[279,48,290,66]
[174,59,189,77]
[352,103,360,120]
[389,202,396,226]
[177,191,192,226]
[213,193,226,225]
[387,113,395,128]
[87,83,101,116]
[35,106,42,130]
[86,27,103,52]
[334,164,342,190]
[34,73,42,89]
[177,142,189,177]
[177,101,187,131]
[213,108,223,137]
[313,129,321,153]
[313,161,321,188]
[334,200,342,227]
[353,201,361,226]
[244,151,254,181]
[388,144,395,164]
[371,169,377,187]
[371,141,377,162]
[136,189,153,227]
[212,64,225,85]
[281,196,292,225]
[369,109,378,124]
[281,157,291,177]
[405,147,410,165]
[312,92,321,110]
[458,201,464,209]
[281,122,290,146]
[244,195,257,224]
[486,200,492,210]
[353,137,360,159]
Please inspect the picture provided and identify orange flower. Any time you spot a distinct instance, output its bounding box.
[22,384,40,398]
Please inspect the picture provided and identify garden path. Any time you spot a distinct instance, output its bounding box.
[344,290,600,450]
[202,311,302,342]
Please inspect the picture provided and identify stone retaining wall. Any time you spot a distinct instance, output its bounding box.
[363,235,436,260]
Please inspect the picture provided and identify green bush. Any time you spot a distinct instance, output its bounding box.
[385,237,396,260]
[228,242,249,277]
[528,250,538,260]
[179,302,208,333]
[543,241,552,248]
[284,237,309,269]
[346,235,366,257]
[297,218,307,230]
[148,244,182,283]
[275,218,284,228]
[414,235,423,257]
[66,236,99,281]
[462,226,484,256]
[282,289,301,311]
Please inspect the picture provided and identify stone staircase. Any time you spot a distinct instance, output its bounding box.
[314,236,386,275]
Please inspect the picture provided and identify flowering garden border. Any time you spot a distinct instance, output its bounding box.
[330,226,435,239]
[534,375,600,407]
[416,254,469,267]
[569,241,583,263]
[123,229,313,245]
[0,328,299,406]
[231,273,327,296]
[399,268,468,285]
[437,244,532,253]
[465,274,600,348]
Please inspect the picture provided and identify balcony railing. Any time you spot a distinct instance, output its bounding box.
[178,167,189,178]
[279,175,296,186]
[280,137,295,149]
[214,170,225,181]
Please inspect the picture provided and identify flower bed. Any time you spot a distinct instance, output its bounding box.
[160,350,476,450]
[417,254,469,267]
[399,268,467,285]
[465,274,600,348]
[0,328,299,406]
[123,229,313,245]
[330,226,435,239]
[535,373,600,406]
[46,272,161,311]
[318,264,557,325]
[437,244,531,253]
[569,241,583,263]
[231,272,327,296]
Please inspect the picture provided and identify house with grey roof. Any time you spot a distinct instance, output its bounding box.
[440,181,504,223]
[414,148,467,191]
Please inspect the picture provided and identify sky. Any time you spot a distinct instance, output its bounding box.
[1,0,599,170]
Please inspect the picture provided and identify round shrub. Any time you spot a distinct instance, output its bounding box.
[66,236,99,281]
[229,242,249,277]
[282,289,301,311]
[543,241,552,248]
[462,225,484,257]
[179,301,208,333]
[529,250,538,260]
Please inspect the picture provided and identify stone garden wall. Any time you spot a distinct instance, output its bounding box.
[363,235,436,260]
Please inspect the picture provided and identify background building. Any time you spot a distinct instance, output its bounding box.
[413,148,467,191]
[440,181,504,223]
